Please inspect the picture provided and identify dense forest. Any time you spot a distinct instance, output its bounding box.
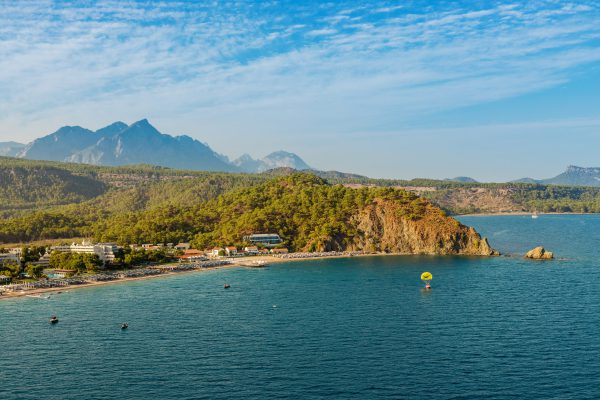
[2,157,600,246]
[0,173,432,248]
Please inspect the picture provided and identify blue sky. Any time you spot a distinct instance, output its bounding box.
[1,0,599,181]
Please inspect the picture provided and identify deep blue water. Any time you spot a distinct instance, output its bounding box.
[1,215,600,399]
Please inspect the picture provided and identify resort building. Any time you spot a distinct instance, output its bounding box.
[271,248,289,255]
[243,246,259,255]
[0,275,11,284]
[243,233,283,248]
[50,242,119,263]
[210,248,224,257]
[225,246,238,256]
[175,243,191,251]
[177,249,207,262]
[8,248,22,257]
[0,253,19,264]
[31,252,51,268]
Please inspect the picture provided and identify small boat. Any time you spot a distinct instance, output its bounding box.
[532,211,539,219]
[49,316,59,324]
[28,294,51,299]
[223,284,231,289]
[121,323,128,330]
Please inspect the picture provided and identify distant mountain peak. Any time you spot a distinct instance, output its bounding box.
[233,150,312,173]
[514,166,600,187]
[131,118,151,127]
[566,165,600,174]
[12,120,314,174]
[95,121,128,137]
[17,119,237,172]
[0,141,26,157]
[445,176,478,183]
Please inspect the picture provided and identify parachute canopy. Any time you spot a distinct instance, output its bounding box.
[421,272,432,281]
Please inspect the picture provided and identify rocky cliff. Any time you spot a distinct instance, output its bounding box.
[343,199,497,255]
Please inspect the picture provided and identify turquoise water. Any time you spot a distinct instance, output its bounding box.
[1,215,600,399]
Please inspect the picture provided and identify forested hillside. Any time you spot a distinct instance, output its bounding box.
[2,158,600,246]
[317,173,600,214]
[0,156,267,217]
[0,173,496,256]
[0,160,106,212]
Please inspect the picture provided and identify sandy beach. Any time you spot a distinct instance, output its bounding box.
[0,252,378,300]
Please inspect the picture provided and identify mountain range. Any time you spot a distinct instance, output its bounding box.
[513,166,600,187]
[0,141,25,157]
[9,119,312,173]
[5,120,600,187]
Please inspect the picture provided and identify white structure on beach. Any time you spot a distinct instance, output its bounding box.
[50,241,119,263]
[243,233,283,248]
[243,246,259,255]
[0,253,19,264]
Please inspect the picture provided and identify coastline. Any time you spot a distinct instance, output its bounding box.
[0,253,376,300]
[456,211,598,217]
[0,250,497,301]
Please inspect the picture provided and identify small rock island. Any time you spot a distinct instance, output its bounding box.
[525,246,554,260]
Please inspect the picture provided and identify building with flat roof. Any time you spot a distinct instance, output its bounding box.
[243,233,283,248]
[0,253,19,264]
[225,246,238,256]
[50,242,118,263]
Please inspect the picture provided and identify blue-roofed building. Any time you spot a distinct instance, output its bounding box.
[243,233,283,248]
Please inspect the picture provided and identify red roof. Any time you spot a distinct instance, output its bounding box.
[184,249,203,255]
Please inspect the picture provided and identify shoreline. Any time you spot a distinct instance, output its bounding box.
[456,211,598,217]
[0,250,499,301]
[0,253,376,300]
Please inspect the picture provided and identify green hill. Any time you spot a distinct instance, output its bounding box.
[2,157,600,246]
[0,172,496,256]
[0,158,106,213]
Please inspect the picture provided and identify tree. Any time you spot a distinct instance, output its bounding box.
[25,263,44,279]
[0,260,21,279]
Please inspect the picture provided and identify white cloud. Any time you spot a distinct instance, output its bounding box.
[0,0,599,168]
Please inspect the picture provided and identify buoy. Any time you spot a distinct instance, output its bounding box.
[224,284,230,289]
[425,284,431,290]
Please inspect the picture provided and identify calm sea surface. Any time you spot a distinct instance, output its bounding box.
[2,215,600,399]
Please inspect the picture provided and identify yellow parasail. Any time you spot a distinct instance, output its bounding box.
[421,272,432,281]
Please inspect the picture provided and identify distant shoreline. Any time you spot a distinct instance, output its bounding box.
[456,212,598,217]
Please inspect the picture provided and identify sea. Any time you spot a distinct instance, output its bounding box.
[1,215,600,399]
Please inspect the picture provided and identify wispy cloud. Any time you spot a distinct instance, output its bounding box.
[0,0,599,171]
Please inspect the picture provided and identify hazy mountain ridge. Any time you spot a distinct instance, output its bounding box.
[233,150,312,172]
[13,119,310,173]
[0,141,25,157]
[445,176,478,183]
[514,166,600,187]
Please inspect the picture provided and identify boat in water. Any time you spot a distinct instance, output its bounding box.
[27,294,50,299]
[49,316,59,324]
[532,212,539,219]
[121,323,128,330]
[224,284,231,289]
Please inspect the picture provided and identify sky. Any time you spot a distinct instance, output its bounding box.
[1,0,599,181]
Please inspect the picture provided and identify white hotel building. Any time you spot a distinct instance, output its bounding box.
[50,241,119,263]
